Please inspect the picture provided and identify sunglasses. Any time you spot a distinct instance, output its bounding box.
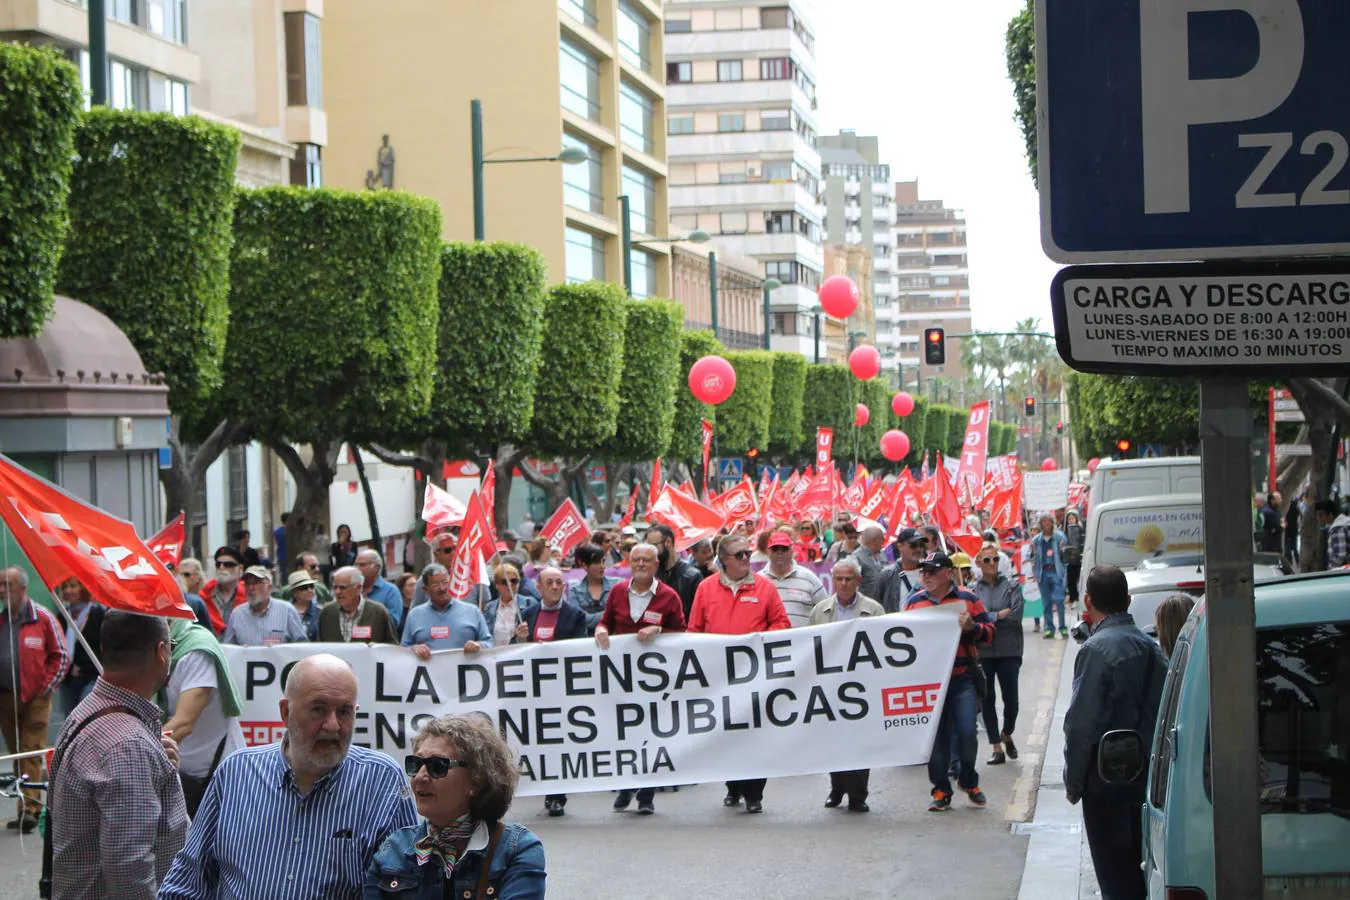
[907,541,925,548]
[769,546,792,552]
[215,560,240,569]
[977,557,998,563]
[729,550,752,561]
[404,755,466,779]
[434,545,455,553]
[496,578,520,586]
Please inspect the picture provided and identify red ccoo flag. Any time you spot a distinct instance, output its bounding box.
[479,463,497,545]
[447,491,493,600]
[147,512,186,569]
[0,453,193,618]
[422,481,467,534]
[648,484,725,551]
[538,498,591,559]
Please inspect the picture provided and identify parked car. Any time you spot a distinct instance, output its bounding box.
[1096,570,1350,899]
[1123,553,1289,636]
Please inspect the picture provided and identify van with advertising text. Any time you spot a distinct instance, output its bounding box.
[1079,494,1203,596]
[1086,456,1202,515]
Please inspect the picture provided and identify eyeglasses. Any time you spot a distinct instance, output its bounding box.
[907,541,925,549]
[404,755,466,779]
[434,545,455,553]
[729,550,752,561]
[769,546,792,552]
[496,578,520,586]
[215,560,239,569]
[305,563,320,571]
[977,557,998,564]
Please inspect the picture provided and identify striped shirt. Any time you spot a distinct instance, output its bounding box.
[222,598,309,647]
[158,742,417,900]
[904,586,996,678]
[762,564,829,627]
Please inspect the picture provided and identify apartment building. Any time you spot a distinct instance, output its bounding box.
[672,243,765,350]
[321,0,672,295]
[821,244,875,364]
[891,179,972,389]
[664,0,824,359]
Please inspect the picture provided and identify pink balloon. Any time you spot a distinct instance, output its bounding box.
[848,345,881,381]
[688,355,736,405]
[818,275,859,320]
[891,391,915,417]
[1041,457,1057,471]
[1087,457,1101,474]
[854,403,870,427]
[880,430,911,462]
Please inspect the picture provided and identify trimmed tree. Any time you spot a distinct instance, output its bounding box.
[800,364,854,461]
[670,330,726,465]
[767,352,808,460]
[226,187,442,556]
[902,395,929,469]
[922,404,953,458]
[859,379,891,468]
[57,109,241,539]
[716,350,775,457]
[0,44,82,338]
[947,406,969,458]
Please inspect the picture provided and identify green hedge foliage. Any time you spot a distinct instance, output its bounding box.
[947,405,969,458]
[669,330,725,463]
[923,404,955,458]
[59,109,240,416]
[861,379,892,468]
[429,242,546,453]
[716,350,775,456]
[767,352,807,457]
[800,365,854,460]
[0,45,81,338]
[602,299,683,461]
[529,281,627,457]
[225,187,441,443]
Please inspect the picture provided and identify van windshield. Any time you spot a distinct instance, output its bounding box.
[1095,506,1204,568]
[1258,622,1350,816]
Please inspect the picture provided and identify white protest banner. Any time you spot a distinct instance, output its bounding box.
[1022,469,1072,511]
[225,609,961,796]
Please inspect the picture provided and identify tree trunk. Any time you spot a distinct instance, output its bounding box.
[271,439,340,569]
[158,417,248,559]
[598,464,625,523]
[491,447,522,537]
[516,454,589,517]
[1286,378,1349,572]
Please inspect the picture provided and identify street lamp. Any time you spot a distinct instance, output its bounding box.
[761,277,782,350]
[471,99,587,240]
[619,193,709,296]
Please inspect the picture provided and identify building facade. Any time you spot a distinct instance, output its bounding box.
[664,0,824,359]
[672,243,765,350]
[321,0,672,295]
[821,244,875,365]
[890,179,972,391]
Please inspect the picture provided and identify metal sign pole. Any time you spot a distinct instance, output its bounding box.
[1199,378,1263,900]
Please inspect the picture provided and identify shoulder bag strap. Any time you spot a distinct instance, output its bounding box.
[475,822,505,900]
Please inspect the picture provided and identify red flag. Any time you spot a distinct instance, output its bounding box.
[0,454,192,618]
[647,458,662,513]
[710,479,758,527]
[538,499,591,558]
[921,451,930,482]
[988,478,1023,530]
[954,402,992,511]
[841,479,866,513]
[676,481,698,498]
[701,419,714,490]
[858,479,888,521]
[448,491,493,600]
[797,465,837,518]
[1067,482,1088,510]
[759,475,782,525]
[479,463,497,545]
[815,427,833,469]
[618,489,638,529]
[148,513,186,569]
[648,484,725,551]
[949,531,985,558]
[930,455,964,534]
[423,481,467,532]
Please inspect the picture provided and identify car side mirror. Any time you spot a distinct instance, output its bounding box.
[1098,729,1146,784]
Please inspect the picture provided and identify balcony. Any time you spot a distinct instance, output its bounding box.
[667,128,819,164]
[710,232,823,267]
[668,180,818,214]
[769,332,816,359]
[667,79,794,109]
[686,321,763,351]
[665,26,815,74]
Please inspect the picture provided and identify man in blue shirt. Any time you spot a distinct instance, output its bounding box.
[356,548,404,631]
[222,567,308,646]
[401,563,492,658]
[159,654,416,899]
[1030,514,1070,639]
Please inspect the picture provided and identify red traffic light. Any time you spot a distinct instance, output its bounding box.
[747,447,759,458]
[1116,438,1132,453]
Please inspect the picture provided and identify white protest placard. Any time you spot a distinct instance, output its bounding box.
[225,610,961,796]
[1022,469,1072,511]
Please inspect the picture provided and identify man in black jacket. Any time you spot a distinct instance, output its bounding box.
[645,524,704,618]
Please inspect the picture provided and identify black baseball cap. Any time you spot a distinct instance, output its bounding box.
[920,551,954,571]
[213,546,244,566]
[894,527,922,545]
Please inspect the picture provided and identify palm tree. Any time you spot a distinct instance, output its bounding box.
[961,333,1012,419]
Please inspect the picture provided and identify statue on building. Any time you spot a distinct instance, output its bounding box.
[364,135,396,190]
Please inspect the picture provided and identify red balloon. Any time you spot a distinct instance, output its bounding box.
[848,345,881,381]
[891,391,915,417]
[688,355,736,405]
[854,403,870,427]
[818,275,859,320]
[1041,457,1057,471]
[880,430,911,462]
[1087,457,1101,475]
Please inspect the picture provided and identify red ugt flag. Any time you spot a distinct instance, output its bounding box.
[648,484,725,551]
[538,498,591,558]
[147,512,186,569]
[0,453,193,618]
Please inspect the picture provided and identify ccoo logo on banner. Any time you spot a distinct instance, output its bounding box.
[225,609,961,795]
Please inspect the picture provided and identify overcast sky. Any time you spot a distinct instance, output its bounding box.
[811,0,1063,332]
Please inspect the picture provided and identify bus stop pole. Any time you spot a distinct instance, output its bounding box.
[1199,378,1263,900]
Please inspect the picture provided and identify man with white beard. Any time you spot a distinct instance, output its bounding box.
[159,654,416,899]
[221,567,307,646]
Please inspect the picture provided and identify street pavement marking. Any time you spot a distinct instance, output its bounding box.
[1004,638,1065,822]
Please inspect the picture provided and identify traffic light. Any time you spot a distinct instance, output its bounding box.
[747,447,759,458]
[1024,396,1036,417]
[1056,420,1064,435]
[1116,438,1132,454]
[923,327,946,365]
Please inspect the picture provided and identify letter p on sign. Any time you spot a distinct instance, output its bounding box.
[1141,0,1304,214]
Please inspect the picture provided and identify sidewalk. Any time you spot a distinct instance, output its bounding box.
[1015,636,1101,900]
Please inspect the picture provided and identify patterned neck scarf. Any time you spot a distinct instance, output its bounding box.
[415,815,480,879]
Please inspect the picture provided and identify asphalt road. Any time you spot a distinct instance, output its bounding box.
[0,602,1072,900]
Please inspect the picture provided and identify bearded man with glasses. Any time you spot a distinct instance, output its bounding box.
[687,534,791,814]
[199,546,248,636]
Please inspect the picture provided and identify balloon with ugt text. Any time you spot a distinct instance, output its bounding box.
[854,403,870,427]
[688,355,736,405]
[891,391,915,417]
[1087,457,1101,475]
[818,274,859,320]
[880,430,911,462]
[848,345,881,381]
[1041,457,1057,472]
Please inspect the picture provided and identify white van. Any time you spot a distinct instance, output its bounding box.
[1079,493,1204,592]
[1087,456,1202,514]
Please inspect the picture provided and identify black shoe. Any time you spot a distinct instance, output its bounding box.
[745,801,763,814]
[636,801,655,815]
[847,801,870,813]
[1003,733,1019,760]
[824,794,843,808]
[5,816,36,834]
[987,749,1007,765]
[613,790,634,811]
[723,793,741,807]
[547,801,565,818]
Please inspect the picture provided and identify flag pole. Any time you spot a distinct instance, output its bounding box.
[54,596,103,677]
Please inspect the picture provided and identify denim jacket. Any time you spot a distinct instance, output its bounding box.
[363,820,545,900]
[1062,613,1167,798]
[1030,529,1068,582]
[566,575,620,634]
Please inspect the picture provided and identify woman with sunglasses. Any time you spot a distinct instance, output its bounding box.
[365,714,545,899]
[483,563,538,646]
[973,542,1026,766]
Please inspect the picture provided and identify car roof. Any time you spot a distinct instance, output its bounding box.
[1095,456,1201,472]
[1091,492,1202,513]
[1196,570,1350,629]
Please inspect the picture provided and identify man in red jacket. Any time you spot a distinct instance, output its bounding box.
[595,543,685,815]
[0,567,70,831]
[687,534,791,814]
